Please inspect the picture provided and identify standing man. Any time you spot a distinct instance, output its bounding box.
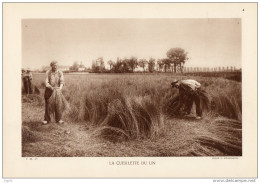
[27,69,33,94]
[22,69,31,94]
[22,69,28,94]
[171,79,202,119]
[42,61,65,125]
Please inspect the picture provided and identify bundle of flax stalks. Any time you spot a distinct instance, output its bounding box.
[47,88,70,120]
[168,87,209,117]
[196,89,210,110]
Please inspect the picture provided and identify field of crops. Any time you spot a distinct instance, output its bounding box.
[22,73,242,157]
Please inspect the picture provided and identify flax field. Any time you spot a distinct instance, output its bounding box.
[22,73,242,157]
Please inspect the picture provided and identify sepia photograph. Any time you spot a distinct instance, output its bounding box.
[21,18,242,157]
[3,3,257,179]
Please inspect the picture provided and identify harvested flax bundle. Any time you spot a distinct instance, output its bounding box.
[170,79,209,118]
[196,89,209,111]
[47,88,70,122]
[165,89,209,117]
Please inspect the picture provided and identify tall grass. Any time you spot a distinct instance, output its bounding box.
[93,95,165,141]
[202,78,242,120]
[31,74,242,141]
[81,78,166,141]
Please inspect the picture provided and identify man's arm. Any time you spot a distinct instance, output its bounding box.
[45,70,53,90]
[29,72,33,80]
[59,71,65,90]
[195,81,201,89]
[60,83,64,90]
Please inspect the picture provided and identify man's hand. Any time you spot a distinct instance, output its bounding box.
[59,84,63,90]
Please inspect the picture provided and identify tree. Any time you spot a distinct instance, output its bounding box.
[138,59,148,72]
[91,60,99,73]
[113,57,123,73]
[79,61,84,68]
[70,61,79,71]
[91,57,105,73]
[107,60,114,71]
[121,58,131,73]
[148,58,155,72]
[96,57,105,72]
[166,47,188,73]
[156,59,164,72]
[162,58,171,72]
[126,57,138,72]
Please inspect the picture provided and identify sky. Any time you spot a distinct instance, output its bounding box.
[22,19,241,70]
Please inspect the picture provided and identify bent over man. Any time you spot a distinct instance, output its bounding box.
[42,61,65,125]
[171,79,202,120]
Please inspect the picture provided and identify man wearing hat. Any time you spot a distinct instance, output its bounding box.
[22,68,33,94]
[42,61,65,125]
[27,69,33,94]
[21,69,27,93]
[171,79,202,119]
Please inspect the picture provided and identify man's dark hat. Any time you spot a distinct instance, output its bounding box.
[171,79,179,87]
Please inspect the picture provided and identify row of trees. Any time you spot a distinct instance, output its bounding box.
[104,57,156,73]
[40,47,189,73]
[92,47,189,73]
